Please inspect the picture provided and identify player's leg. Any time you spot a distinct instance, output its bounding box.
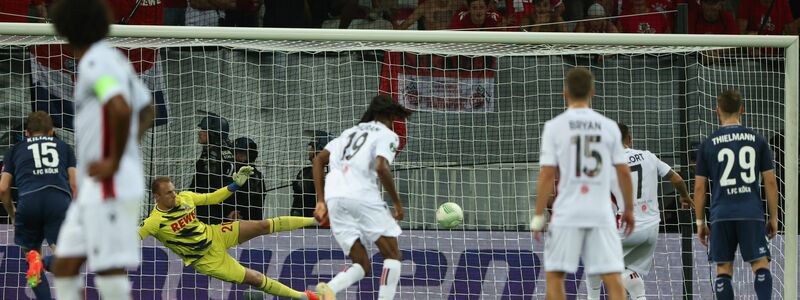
[358,200,404,300]
[546,271,567,300]
[738,220,772,300]
[52,202,88,300]
[543,226,584,300]
[620,224,659,300]
[585,275,603,300]
[375,236,402,299]
[709,221,737,300]
[194,241,318,300]
[750,258,771,300]
[241,268,317,299]
[237,216,316,243]
[583,227,625,300]
[25,190,71,299]
[599,273,625,300]
[320,239,370,298]
[13,194,52,299]
[316,198,366,299]
[86,200,141,300]
[42,190,70,274]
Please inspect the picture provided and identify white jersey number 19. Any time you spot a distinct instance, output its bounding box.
[343,131,369,160]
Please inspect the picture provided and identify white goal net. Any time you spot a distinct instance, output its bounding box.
[0,25,796,299]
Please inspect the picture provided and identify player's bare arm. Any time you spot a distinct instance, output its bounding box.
[693,175,709,246]
[615,163,635,236]
[0,172,15,223]
[376,156,403,221]
[762,170,779,239]
[88,95,132,180]
[667,170,692,208]
[531,165,556,240]
[312,149,330,223]
[138,103,155,142]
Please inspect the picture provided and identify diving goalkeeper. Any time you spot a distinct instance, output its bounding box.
[139,166,319,300]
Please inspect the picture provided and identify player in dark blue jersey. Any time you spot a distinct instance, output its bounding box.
[0,111,76,299]
[693,90,779,300]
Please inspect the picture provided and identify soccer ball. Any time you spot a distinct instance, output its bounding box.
[436,202,463,229]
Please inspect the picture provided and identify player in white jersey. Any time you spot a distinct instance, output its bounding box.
[586,122,691,300]
[531,68,635,300]
[312,95,412,300]
[49,1,155,299]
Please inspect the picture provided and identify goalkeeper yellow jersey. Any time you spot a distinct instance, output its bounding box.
[138,187,233,265]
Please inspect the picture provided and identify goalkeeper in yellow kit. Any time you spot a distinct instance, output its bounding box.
[139,166,319,299]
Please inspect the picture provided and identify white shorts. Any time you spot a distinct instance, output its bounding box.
[56,199,141,272]
[544,226,624,275]
[327,197,402,255]
[621,223,659,275]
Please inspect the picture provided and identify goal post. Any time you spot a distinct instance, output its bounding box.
[0,23,797,299]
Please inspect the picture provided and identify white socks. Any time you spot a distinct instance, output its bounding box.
[328,263,366,294]
[586,275,602,300]
[622,269,646,300]
[54,276,83,300]
[95,275,132,300]
[378,259,402,299]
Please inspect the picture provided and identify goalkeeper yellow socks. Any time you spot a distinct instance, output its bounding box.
[259,275,302,299]
[267,216,315,234]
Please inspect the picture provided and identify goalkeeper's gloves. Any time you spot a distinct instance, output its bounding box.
[228,166,254,191]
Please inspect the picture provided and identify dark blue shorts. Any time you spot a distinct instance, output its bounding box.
[709,220,770,264]
[14,189,71,250]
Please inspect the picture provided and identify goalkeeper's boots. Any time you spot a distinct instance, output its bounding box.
[304,290,320,300]
[25,250,44,288]
[315,282,336,300]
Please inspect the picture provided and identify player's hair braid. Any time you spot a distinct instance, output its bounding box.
[359,95,413,123]
[51,0,112,48]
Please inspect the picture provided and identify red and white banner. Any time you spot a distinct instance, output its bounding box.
[380,52,496,114]
[396,73,494,112]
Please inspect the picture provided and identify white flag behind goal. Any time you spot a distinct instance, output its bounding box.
[0,26,796,299]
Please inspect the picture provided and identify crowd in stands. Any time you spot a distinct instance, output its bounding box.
[1,0,799,35]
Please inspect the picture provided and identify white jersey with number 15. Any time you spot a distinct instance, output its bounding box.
[540,108,627,229]
[324,121,400,203]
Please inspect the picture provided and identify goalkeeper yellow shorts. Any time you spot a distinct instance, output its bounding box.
[191,221,247,283]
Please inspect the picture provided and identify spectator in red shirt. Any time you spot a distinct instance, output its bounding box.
[618,0,672,33]
[449,0,504,30]
[0,0,45,22]
[688,0,738,34]
[524,0,567,32]
[737,0,798,35]
[575,3,619,33]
